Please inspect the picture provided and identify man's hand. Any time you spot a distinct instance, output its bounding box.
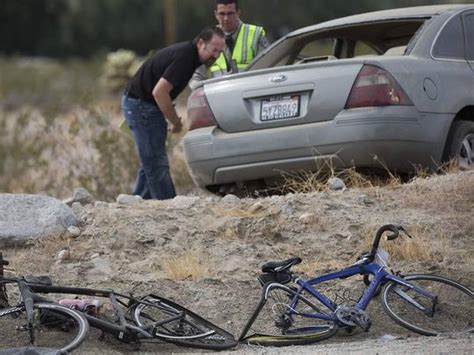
[170,117,183,133]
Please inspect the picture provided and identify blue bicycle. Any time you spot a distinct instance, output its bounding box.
[239,224,473,346]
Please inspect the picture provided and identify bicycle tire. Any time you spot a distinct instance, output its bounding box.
[382,274,474,335]
[132,294,236,350]
[0,302,89,353]
[239,283,338,346]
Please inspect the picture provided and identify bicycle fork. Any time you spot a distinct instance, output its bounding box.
[392,286,438,317]
[18,282,37,344]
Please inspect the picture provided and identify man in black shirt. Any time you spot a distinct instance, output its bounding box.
[122,27,225,200]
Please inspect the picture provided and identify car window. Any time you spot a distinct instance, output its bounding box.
[354,42,379,57]
[432,15,465,59]
[463,12,474,61]
[249,19,426,71]
[297,38,336,62]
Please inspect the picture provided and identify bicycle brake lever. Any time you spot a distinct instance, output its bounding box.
[397,226,413,239]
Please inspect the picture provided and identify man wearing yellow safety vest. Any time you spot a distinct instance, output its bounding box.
[189,0,268,90]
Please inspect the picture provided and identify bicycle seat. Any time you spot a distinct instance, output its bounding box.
[262,257,302,273]
[23,275,53,286]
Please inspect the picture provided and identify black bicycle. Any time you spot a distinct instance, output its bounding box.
[0,253,236,353]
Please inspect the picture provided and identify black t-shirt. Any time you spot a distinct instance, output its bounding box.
[125,41,201,104]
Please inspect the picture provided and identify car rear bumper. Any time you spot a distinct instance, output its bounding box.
[183,107,451,188]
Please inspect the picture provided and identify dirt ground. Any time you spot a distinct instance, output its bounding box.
[2,171,473,354]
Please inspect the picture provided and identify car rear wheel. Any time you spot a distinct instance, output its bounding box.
[443,120,474,169]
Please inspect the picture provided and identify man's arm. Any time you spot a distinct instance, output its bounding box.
[152,78,183,133]
[188,64,210,91]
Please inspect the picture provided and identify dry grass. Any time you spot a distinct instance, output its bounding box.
[6,233,72,275]
[289,222,457,278]
[277,157,407,194]
[162,251,214,281]
[438,159,462,174]
[277,154,468,196]
[295,258,347,276]
[358,224,449,263]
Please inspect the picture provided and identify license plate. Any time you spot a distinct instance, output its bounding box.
[260,95,300,121]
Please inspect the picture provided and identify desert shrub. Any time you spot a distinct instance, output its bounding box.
[101,49,144,93]
[0,56,194,200]
[0,56,103,115]
[0,107,139,200]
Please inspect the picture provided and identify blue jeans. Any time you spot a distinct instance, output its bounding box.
[121,94,176,200]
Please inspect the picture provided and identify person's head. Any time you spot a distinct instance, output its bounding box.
[195,27,225,66]
[215,0,241,33]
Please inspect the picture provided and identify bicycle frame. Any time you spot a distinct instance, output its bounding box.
[285,262,438,323]
[0,278,172,343]
[27,284,163,342]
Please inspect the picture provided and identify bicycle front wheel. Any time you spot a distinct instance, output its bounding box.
[0,302,89,353]
[132,294,236,350]
[382,274,473,335]
[239,283,337,346]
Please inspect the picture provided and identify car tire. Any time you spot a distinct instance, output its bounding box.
[443,120,474,169]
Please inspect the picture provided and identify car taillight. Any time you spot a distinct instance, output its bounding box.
[187,87,217,131]
[345,65,412,109]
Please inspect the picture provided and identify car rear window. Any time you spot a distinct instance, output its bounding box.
[249,19,426,70]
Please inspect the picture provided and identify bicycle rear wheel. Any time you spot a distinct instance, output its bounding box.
[132,294,236,350]
[239,283,337,346]
[0,302,89,353]
[382,274,474,335]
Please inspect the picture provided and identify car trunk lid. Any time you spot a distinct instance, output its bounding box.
[203,60,364,133]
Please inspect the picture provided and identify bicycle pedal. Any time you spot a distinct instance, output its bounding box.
[353,315,371,332]
[335,306,371,331]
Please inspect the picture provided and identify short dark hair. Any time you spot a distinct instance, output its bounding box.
[216,0,239,10]
[196,27,225,43]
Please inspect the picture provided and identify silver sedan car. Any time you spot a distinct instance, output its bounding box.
[184,5,474,193]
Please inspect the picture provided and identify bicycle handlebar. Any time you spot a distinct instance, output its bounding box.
[368,224,412,262]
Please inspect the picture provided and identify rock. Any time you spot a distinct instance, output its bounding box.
[136,236,155,244]
[328,177,346,191]
[299,213,318,225]
[71,202,84,215]
[73,187,92,205]
[249,202,264,213]
[87,257,112,281]
[168,196,199,209]
[0,194,77,247]
[380,334,402,341]
[62,197,74,206]
[67,226,81,238]
[56,249,70,264]
[94,201,109,208]
[116,194,143,206]
[167,226,179,234]
[221,194,240,203]
[356,194,372,205]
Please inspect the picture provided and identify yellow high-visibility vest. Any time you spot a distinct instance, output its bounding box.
[210,23,265,77]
